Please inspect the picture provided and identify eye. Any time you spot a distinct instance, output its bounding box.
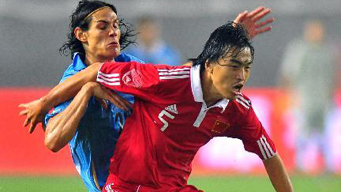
[98,23,108,30]
[230,65,240,69]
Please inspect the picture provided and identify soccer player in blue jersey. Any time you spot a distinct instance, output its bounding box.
[19,1,275,191]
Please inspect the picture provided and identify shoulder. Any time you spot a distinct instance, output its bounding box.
[228,94,252,117]
[156,65,191,80]
[116,52,145,64]
[59,63,78,83]
[232,94,251,109]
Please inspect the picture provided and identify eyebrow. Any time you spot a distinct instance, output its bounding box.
[230,59,252,66]
[96,18,119,24]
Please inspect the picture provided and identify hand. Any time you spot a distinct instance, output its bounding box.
[19,99,50,133]
[86,82,133,111]
[234,7,275,40]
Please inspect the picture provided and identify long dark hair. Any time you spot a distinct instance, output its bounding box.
[59,0,135,61]
[191,21,254,73]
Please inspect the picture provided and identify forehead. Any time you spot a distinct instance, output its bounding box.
[223,47,253,63]
[90,7,117,22]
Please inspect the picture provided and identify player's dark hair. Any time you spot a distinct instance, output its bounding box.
[59,0,136,61]
[191,21,254,73]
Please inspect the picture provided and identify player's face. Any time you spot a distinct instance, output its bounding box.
[209,47,253,100]
[84,7,121,61]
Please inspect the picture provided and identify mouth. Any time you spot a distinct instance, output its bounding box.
[108,41,119,47]
[232,83,243,94]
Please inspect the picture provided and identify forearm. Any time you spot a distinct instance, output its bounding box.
[264,154,294,192]
[44,84,94,152]
[41,63,101,110]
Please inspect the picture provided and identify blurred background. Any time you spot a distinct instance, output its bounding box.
[1,0,340,191]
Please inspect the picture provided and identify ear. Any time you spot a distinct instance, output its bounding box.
[205,60,214,74]
[74,27,88,43]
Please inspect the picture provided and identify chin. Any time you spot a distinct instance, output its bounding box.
[106,51,120,59]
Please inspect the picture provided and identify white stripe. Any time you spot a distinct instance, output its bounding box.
[236,95,250,107]
[136,185,141,192]
[236,99,250,109]
[97,78,120,86]
[98,71,119,78]
[257,140,268,159]
[97,75,120,83]
[160,75,190,80]
[262,135,275,157]
[159,71,190,75]
[193,104,208,127]
[158,68,190,72]
[260,137,271,158]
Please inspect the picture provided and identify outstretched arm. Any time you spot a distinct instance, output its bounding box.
[234,7,275,40]
[19,63,131,133]
[264,154,294,192]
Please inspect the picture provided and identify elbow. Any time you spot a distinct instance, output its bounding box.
[44,132,63,153]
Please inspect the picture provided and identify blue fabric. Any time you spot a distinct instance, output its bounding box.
[45,52,143,192]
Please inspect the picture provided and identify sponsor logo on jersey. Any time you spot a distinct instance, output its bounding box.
[165,104,178,114]
[123,69,143,88]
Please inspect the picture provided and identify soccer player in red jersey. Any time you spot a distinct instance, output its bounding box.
[29,22,293,192]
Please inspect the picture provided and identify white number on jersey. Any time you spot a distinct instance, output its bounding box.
[158,110,175,131]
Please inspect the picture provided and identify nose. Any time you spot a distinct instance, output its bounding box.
[109,26,119,37]
[236,68,246,81]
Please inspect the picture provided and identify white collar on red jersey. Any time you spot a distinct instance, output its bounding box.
[190,65,229,113]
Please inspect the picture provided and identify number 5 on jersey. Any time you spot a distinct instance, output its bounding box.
[158,110,174,131]
[158,104,178,131]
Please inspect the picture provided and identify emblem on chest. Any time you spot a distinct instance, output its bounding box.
[211,120,229,134]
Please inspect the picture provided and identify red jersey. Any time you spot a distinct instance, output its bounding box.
[97,62,276,191]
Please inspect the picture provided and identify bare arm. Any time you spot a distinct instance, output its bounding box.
[44,83,94,152]
[19,62,131,133]
[264,154,294,192]
[45,82,121,152]
[42,63,101,110]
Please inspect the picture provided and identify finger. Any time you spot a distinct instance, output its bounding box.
[29,123,37,134]
[18,103,26,108]
[251,8,272,22]
[234,11,247,23]
[23,118,30,127]
[100,99,108,109]
[247,7,265,18]
[255,17,275,28]
[110,94,130,111]
[115,94,133,110]
[114,97,130,111]
[121,98,133,110]
[19,109,28,116]
[256,26,273,35]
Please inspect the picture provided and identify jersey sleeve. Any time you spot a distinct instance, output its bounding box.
[96,61,160,101]
[234,105,277,160]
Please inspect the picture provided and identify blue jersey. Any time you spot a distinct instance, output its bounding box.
[45,53,144,192]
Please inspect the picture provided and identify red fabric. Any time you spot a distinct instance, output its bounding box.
[98,61,276,190]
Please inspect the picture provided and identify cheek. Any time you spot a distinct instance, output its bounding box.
[215,74,231,89]
[245,72,251,82]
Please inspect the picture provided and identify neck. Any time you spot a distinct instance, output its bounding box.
[201,71,223,107]
[84,54,114,66]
